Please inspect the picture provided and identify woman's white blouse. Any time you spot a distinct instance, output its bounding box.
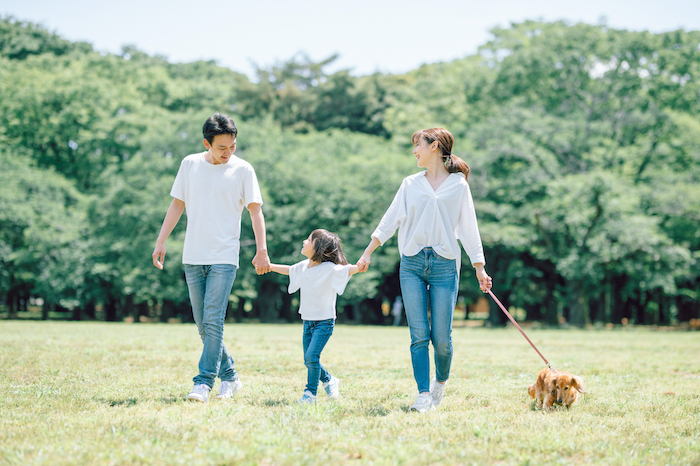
[371,171,485,270]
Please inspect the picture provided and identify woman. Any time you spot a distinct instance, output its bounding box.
[357,128,492,413]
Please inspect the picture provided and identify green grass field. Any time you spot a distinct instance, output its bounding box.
[1,321,699,465]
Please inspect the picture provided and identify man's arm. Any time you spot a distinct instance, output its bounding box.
[152,198,185,269]
[248,202,271,274]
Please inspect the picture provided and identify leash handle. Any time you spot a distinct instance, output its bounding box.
[485,288,551,368]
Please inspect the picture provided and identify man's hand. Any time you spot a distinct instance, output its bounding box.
[252,249,271,275]
[152,243,166,270]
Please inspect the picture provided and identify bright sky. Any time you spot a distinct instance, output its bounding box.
[2,0,699,78]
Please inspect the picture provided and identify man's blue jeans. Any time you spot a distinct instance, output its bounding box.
[302,319,335,396]
[184,264,238,388]
[399,248,458,393]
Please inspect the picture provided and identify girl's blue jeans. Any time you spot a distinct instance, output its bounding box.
[399,247,458,393]
[184,264,239,388]
[302,319,335,396]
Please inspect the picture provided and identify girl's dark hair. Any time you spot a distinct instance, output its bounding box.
[310,229,348,265]
[412,128,470,179]
[203,113,238,144]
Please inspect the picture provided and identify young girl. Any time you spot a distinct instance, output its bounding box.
[270,229,361,404]
[358,128,492,413]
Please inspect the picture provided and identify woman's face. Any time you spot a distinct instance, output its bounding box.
[301,233,316,259]
[413,136,437,168]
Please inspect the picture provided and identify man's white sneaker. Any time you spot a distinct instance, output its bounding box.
[187,383,211,403]
[410,392,433,413]
[215,379,243,400]
[297,390,317,404]
[430,377,447,407]
[323,376,340,400]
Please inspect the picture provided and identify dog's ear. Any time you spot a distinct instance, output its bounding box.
[572,375,585,393]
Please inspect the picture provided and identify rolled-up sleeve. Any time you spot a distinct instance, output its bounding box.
[372,179,407,245]
[456,183,486,266]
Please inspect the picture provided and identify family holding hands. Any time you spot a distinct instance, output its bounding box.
[152,113,492,413]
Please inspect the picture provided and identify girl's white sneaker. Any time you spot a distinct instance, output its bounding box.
[297,390,317,404]
[410,392,433,413]
[323,376,340,400]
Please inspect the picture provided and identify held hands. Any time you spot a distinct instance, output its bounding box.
[252,249,272,275]
[357,253,372,273]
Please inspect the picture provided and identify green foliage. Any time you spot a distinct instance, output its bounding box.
[0,151,88,316]
[0,18,698,324]
[0,16,92,60]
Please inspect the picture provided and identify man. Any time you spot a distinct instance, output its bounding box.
[152,113,271,402]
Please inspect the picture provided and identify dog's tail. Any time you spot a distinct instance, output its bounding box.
[527,383,536,398]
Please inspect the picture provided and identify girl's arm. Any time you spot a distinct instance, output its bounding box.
[348,264,361,276]
[270,264,291,275]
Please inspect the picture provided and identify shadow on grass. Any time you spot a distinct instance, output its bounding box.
[364,404,391,416]
[158,397,185,404]
[101,398,139,407]
[262,398,288,407]
[100,397,185,406]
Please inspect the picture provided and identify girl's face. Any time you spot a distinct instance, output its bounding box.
[413,136,438,168]
[301,233,316,259]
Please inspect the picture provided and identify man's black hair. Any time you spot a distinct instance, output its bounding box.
[203,113,238,144]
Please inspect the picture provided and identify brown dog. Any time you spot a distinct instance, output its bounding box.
[528,367,585,409]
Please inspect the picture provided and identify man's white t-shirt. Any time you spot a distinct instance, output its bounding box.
[288,259,352,321]
[170,152,263,266]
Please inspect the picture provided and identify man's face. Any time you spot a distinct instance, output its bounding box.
[204,134,236,165]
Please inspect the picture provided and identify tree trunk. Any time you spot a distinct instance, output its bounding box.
[568,282,590,327]
[257,280,279,323]
[488,293,508,327]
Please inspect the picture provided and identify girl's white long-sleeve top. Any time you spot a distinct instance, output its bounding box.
[371,171,485,271]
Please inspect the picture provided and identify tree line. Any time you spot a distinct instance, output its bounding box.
[1,16,698,326]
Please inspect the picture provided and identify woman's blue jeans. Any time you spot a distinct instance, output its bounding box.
[399,248,458,393]
[302,319,335,396]
[184,264,238,388]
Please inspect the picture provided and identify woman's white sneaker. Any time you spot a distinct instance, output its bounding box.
[410,392,433,413]
[430,377,447,407]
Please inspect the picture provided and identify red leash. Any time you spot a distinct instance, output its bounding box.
[486,288,554,370]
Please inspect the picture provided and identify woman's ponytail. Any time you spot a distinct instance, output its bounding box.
[445,153,470,180]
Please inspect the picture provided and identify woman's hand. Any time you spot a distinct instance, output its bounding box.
[474,264,492,292]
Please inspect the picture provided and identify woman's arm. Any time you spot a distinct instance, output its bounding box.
[270,264,291,276]
[357,237,381,273]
